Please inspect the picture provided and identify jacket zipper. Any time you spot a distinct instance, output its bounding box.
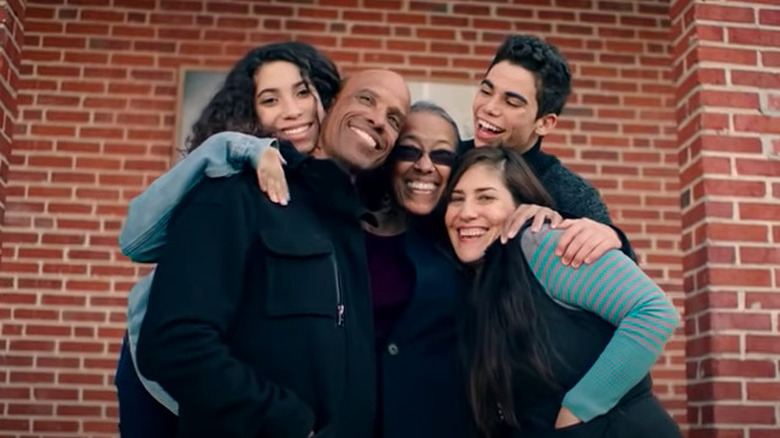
[330,254,345,327]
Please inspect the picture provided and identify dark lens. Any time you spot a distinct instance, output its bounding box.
[429,150,457,167]
[392,144,423,162]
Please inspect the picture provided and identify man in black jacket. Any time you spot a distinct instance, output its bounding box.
[465,34,635,266]
[137,70,410,438]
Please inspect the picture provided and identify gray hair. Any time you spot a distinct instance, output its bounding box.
[409,100,462,148]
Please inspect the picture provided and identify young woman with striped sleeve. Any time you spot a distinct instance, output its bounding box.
[444,146,682,438]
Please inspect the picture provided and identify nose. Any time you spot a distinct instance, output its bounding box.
[412,151,434,173]
[365,105,387,133]
[456,198,478,221]
[482,95,501,117]
[281,96,303,119]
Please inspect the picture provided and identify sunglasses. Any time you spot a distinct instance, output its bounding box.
[392,144,457,167]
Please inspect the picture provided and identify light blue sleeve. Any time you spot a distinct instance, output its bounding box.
[119,132,276,262]
[126,269,179,414]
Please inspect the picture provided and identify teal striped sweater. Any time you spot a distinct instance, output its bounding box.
[520,225,680,422]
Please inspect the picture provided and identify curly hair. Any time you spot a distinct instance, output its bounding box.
[488,34,572,119]
[185,41,341,153]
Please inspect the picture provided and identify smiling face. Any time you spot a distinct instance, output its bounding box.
[254,61,321,154]
[472,61,556,152]
[391,111,458,216]
[445,163,517,264]
[317,70,410,172]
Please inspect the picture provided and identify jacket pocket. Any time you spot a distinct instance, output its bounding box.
[262,233,341,320]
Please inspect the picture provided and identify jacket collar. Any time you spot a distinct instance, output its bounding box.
[278,140,373,224]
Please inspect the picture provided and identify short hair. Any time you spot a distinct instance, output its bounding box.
[488,34,572,118]
[409,101,463,152]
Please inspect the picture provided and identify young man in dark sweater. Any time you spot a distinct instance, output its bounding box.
[465,34,634,266]
[136,70,411,438]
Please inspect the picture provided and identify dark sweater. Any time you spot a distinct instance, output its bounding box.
[137,145,376,438]
[462,138,634,258]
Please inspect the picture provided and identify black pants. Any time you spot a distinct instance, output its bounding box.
[115,334,178,438]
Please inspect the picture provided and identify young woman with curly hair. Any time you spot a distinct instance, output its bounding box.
[114,41,341,438]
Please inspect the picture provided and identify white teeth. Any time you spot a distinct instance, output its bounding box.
[283,125,309,136]
[350,127,377,148]
[478,119,502,133]
[459,228,486,237]
[407,181,437,192]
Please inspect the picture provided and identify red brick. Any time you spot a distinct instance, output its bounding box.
[760,9,780,26]
[701,358,776,378]
[732,71,780,89]
[703,267,772,287]
[705,405,776,425]
[729,27,780,47]
[700,180,766,197]
[698,90,759,109]
[701,312,773,331]
[689,381,742,401]
[747,383,780,401]
[765,51,780,67]
[688,335,741,356]
[696,4,755,23]
[746,335,780,354]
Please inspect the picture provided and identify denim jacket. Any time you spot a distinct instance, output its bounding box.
[121,131,275,413]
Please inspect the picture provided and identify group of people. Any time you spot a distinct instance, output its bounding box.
[113,34,682,438]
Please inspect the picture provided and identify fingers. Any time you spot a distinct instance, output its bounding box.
[257,148,290,206]
[564,232,601,268]
[501,205,563,243]
[531,209,562,232]
[558,225,588,266]
[548,211,564,229]
[554,220,581,257]
[500,205,535,243]
[555,219,622,267]
[584,240,616,265]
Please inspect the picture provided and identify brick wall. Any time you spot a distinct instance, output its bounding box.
[0,1,684,436]
[0,0,24,267]
[672,1,780,437]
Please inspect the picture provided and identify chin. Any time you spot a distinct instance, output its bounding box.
[285,136,316,153]
[456,250,483,265]
[403,201,435,216]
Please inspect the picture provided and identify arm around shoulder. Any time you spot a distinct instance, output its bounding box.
[520,225,680,421]
[119,132,276,262]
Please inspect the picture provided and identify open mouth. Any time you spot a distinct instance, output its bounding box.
[280,123,312,138]
[350,126,379,150]
[457,227,487,239]
[406,181,438,194]
[476,119,504,136]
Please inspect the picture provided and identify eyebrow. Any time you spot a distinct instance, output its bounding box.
[480,79,528,105]
[256,80,308,97]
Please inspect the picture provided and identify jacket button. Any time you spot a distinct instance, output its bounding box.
[387,343,399,356]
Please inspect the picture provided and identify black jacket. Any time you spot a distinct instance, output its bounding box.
[137,144,375,438]
[377,223,472,438]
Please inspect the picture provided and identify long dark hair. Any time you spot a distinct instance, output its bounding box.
[185,41,341,153]
[445,147,557,437]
